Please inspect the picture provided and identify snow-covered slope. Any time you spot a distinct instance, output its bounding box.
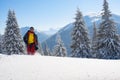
[0,54,120,80]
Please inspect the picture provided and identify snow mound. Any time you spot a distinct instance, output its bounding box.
[0,54,120,80]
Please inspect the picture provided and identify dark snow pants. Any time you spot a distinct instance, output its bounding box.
[27,43,36,55]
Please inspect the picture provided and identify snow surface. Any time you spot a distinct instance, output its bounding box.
[0,53,120,80]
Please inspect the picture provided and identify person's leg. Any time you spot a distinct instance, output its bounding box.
[31,44,35,55]
[27,45,31,55]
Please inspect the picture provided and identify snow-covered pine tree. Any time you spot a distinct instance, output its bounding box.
[91,22,98,58]
[92,22,97,45]
[95,0,120,59]
[37,42,44,55]
[53,33,67,57]
[1,35,6,53]
[71,8,91,58]
[4,10,24,55]
[44,42,51,56]
[0,34,2,53]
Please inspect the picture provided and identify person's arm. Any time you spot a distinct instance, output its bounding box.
[23,32,28,44]
[35,34,38,45]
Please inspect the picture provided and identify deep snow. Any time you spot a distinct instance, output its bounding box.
[0,53,120,80]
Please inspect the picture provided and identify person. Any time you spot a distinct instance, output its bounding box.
[23,27,38,55]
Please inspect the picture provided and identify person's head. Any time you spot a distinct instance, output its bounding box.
[30,27,34,32]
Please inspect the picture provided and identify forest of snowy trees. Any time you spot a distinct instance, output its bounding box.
[0,0,120,59]
[70,0,120,59]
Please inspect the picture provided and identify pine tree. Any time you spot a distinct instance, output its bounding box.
[44,42,51,56]
[4,10,24,55]
[1,35,6,53]
[91,22,98,58]
[95,0,120,59]
[37,42,44,55]
[53,33,67,57]
[92,22,97,45]
[0,34,2,53]
[71,8,91,58]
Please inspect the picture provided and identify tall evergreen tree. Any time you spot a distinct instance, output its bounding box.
[44,42,51,56]
[71,8,91,58]
[37,42,44,55]
[4,10,24,55]
[0,34,2,53]
[53,33,67,57]
[91,22,98,58]
[92,22,97,45]
[95,0,120,59]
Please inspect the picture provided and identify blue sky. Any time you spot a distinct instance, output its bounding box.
[0,0,120,34]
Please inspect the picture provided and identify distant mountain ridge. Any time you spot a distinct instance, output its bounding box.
[41,14,120,56]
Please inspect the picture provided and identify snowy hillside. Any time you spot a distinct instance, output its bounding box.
[0,54,120,80]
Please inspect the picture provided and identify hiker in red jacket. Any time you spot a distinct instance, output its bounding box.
[23,27,38,55]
